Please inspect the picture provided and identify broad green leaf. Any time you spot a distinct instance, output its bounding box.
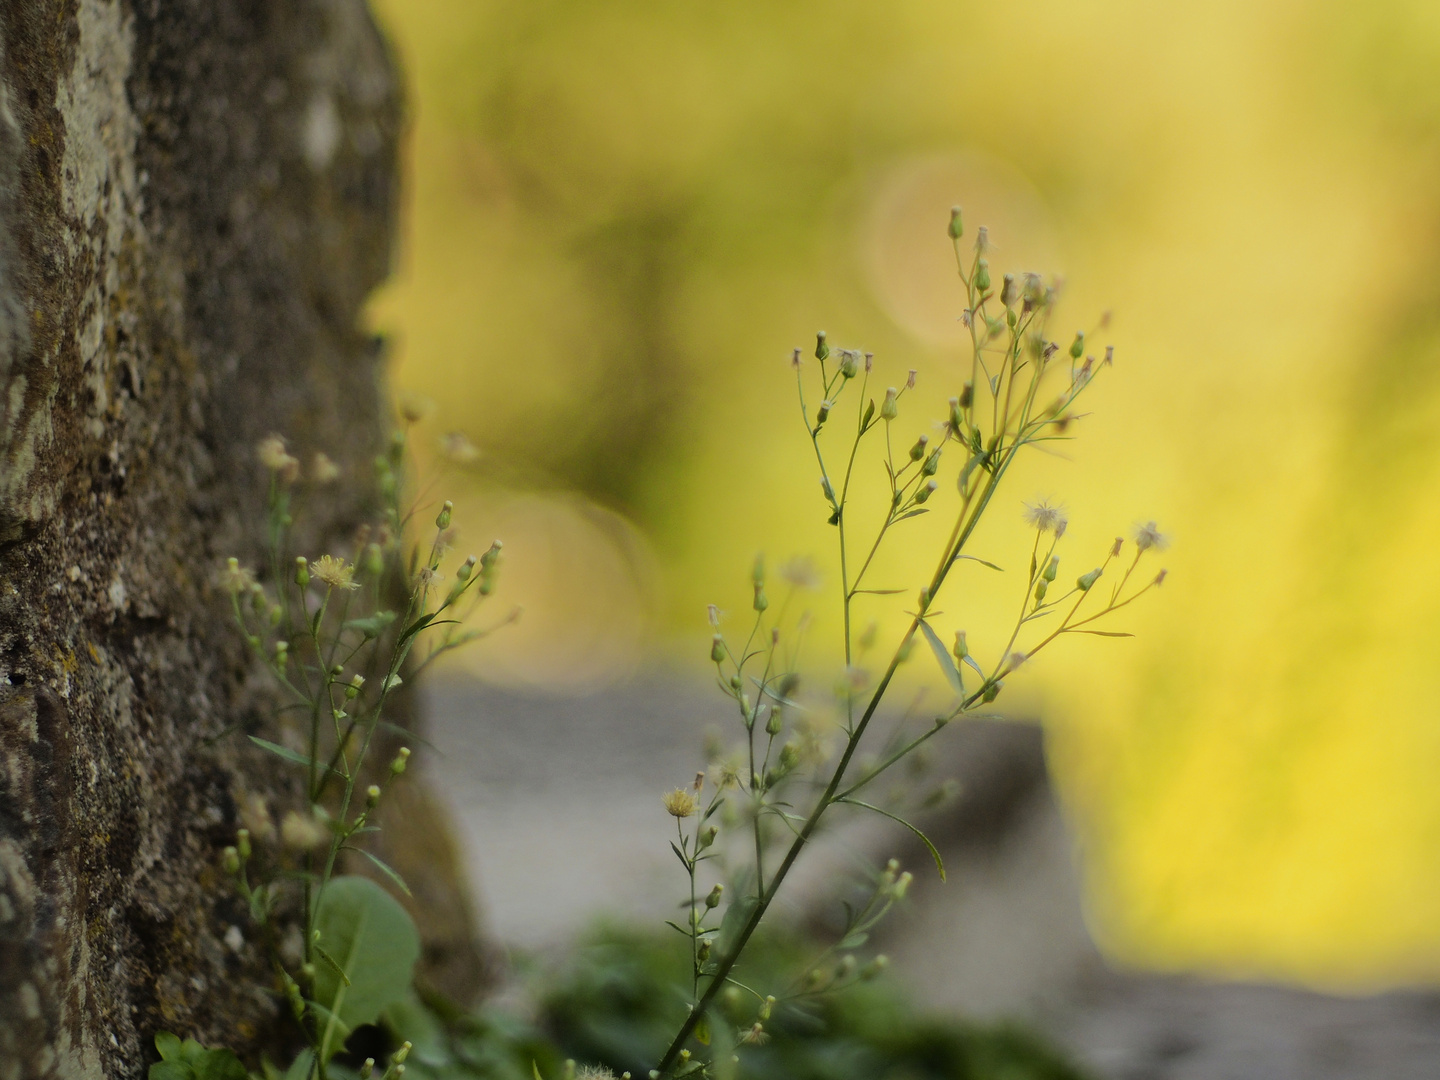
[382,993,451,1068]
[311,876,421,1062]
[838,931,869,950]
[148,1065,189,1080]
[194,1051,248,1080]
[918,621,965,699]
[695,1014,711,1046]
[283,1051,314,1080]
[155,1033,183,1061]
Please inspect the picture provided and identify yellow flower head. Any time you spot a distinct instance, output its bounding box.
[662,788,698,818]
[311,554,359,591]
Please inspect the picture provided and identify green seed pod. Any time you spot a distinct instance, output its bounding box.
[711,635,726,663]
[948,206,964,239]
[1077,568,1102,591]
[840,350,858,379]
[753,584,768,613]
[860,955,890,981]
[815,399,832,425]
[435,500,453,530]
[953,631,968,661]
[982,681,1001,703]
[1043,555,1059,582]
[880,387,898,420]
[1034,580,1048,603]
[698,824,718,851]
[706,883,724,909]
[1070,332,1085,359]
[814,331,829,361]
[909,434,928,461]
[974,259,991,293]
[914,480,937,504]
[765,706,782,736]
[921,448,941,476]
[729,674,742,691]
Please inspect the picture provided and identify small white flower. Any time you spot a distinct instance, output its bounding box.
[1022,500,1067,534]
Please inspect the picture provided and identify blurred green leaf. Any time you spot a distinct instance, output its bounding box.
[312,875,421,1062]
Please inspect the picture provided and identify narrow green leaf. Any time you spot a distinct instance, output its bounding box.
[313,945,352,986]
[894,509,929,522]
[838,931,869,950]
[397,612,437,645]
[354,847,413,898]
[247,736,330,774]
[342,611,397,638]
[955,554,1004,572]
[853,588,906,595]
[534,1063,545,1080]
[837,797,946,881]
[1068,630,1134,637]
[918,621,965,698]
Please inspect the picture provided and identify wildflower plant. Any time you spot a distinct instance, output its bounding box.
[198,419,511,1079]
[649,209,1168,1078]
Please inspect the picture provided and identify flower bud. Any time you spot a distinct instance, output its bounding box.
[347,674,365,699]
[752,584,768,613]
[765,707,782,736]
[815,399,832,425]
[360,1060,375,1080]
[1070,332,1085,360]
[1043,555,1059,582]
[222,846,240,874]
[236,828,252,860]
[456,555,476,582]
[366,785,381,809]
[758,995,775,1021]
[948,397,963,434]
[1077,568,1102,591]
[860,955,890,981]
[711,635,726,663]
[921,448,941,476]
[953,631,968,661]
[948,205,963,240]
[982,681,1001,703]
[274,640,288,673]
[914,480,937,504]
[435,500,453,530]
[698,824,718,851]
[706,883,724,909]
[391,747,411,775]
[1000,273,1017,308]
[294,556,309,588]
[1033,580,1048,603]
[974,259,991,293]
[909,434,928,462]
[881,387,898,420]
[814,331,829,362]
[840,351,858,379]
[392,1042,412,1065]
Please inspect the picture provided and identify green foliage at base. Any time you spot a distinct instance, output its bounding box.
[536,926,1092,1080]
[150,1034,249,1080]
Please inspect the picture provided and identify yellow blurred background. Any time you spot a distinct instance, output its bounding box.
[368,0,1440,991]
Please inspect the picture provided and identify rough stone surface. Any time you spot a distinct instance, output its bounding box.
[0,3,482,1076]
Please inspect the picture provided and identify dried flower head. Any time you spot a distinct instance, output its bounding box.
[575,1068,617,1080]
[1022,500,1067,534]
[280,809,328,851]
[221,557,255,596]
[311,452,341,484]
[257,435,300,481]
[779,557,821,591]
[663,788,698,818]
[1133,520,1169,552]
[399,392,435,424]
[311,554,359,591]
[441,431,481,464]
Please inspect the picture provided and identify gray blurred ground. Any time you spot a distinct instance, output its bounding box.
[422,674,1440,1080]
